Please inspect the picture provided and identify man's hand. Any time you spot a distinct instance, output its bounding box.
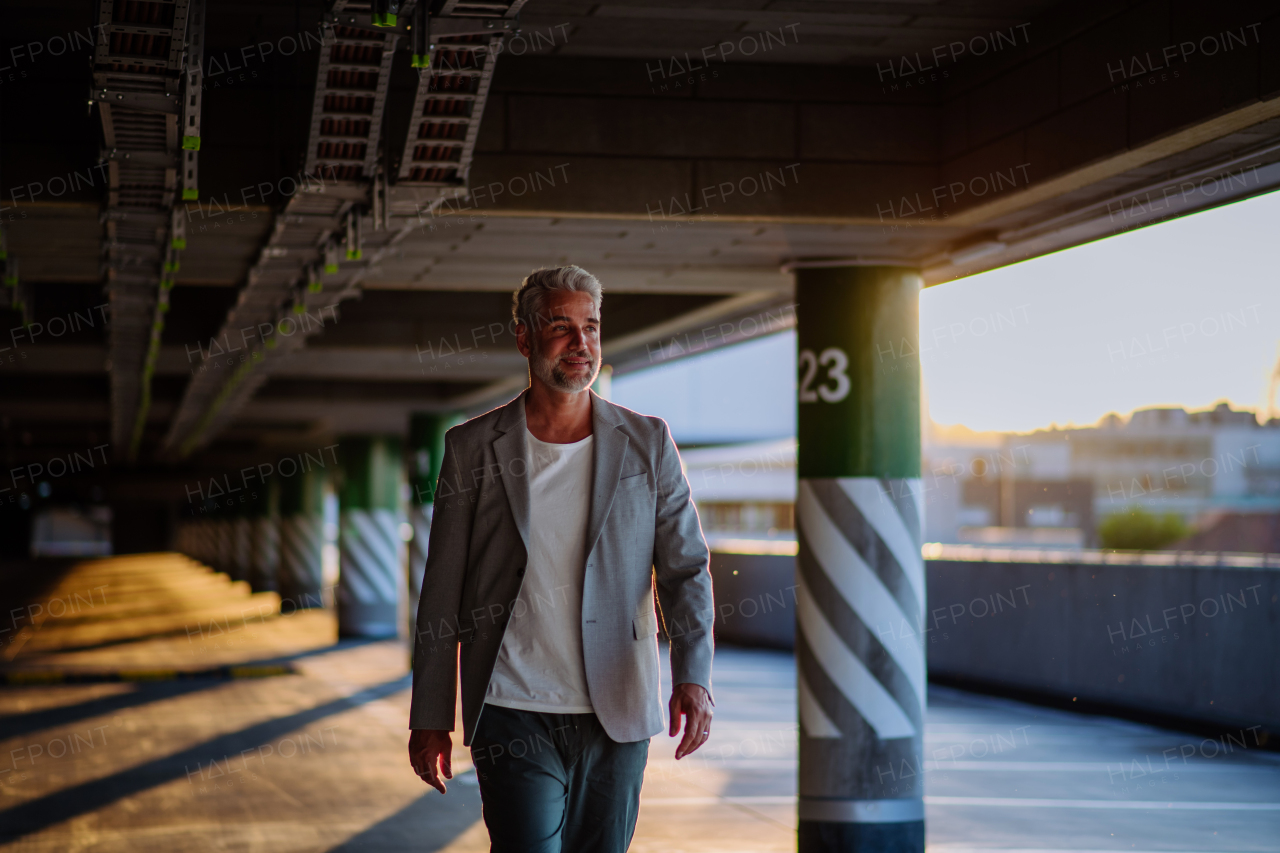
[668,682,713,759]
[408,729,453,793]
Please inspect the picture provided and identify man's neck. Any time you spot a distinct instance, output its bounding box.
[524,381,594,444]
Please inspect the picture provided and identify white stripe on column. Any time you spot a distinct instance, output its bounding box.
[799,481,925,705]
[839,478,925,611]
[798,797,924,823]
[798,669,842,738]
[341,510,401,603]
[280,515,323,594]
[796,576,916,739]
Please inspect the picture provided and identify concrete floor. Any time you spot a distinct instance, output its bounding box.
[2,593,1279,850]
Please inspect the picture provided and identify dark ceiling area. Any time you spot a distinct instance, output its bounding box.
[2,1,1279,537]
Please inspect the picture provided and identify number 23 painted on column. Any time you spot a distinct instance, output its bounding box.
[798,347,851,403]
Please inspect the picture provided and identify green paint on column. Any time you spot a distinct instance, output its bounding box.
[279,465,325,517]
[340,436,403,510]
[796,266,922,479]
[409,413,463,506]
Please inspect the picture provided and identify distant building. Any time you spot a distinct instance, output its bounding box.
[676,403,1280,553]
[681,439,797,555]
[926,403,1280,547]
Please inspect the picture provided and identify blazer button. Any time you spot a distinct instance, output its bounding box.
[517,566,526,577]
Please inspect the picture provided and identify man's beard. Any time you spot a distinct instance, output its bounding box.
[530,340,600,392]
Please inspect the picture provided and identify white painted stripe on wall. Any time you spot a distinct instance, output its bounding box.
[796,576,915,739]
[644,794,1280,813]
[799,796,924,823]
[925,796,1280,810]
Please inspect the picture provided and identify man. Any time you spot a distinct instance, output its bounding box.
[407,265,715,853]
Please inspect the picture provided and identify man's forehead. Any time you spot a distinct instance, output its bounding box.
[543,292,600,320]
[545,291,596,308]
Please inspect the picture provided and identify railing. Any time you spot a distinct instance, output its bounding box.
[924,542,1280,568]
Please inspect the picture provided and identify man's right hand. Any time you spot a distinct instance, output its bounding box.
[408,729,453,793]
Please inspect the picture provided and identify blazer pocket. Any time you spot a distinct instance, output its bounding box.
[632,610,659,640]
[619,471,649,483]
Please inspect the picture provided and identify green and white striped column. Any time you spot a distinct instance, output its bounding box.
[248,476,279,592]
[278,466,326,611]
[338,436,405,638]
[407,413,462,636]
[795,265,925,852]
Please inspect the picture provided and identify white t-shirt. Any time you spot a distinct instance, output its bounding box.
[485,429,595,713]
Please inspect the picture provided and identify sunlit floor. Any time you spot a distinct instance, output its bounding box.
[2,610,1279,850]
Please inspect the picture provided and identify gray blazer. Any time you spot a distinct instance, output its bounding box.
[409,391,715,744]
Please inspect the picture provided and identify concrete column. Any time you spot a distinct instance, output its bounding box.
[338,435,405,638]
[591,364,613,399]
[231,504,252,583]
[248,476,279,592]
[197,515,216,569]
[795,265,925,852]
[407,413,463,635]
[213,513,232,576]
[278,466,326,609]
[190,520,205,565]
[175,521,189,558]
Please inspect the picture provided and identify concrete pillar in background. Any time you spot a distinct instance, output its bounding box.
[248,475,279,592]
[338,435,405,638]
[407,413,463,636]
[176,517,193,558]
[795,265,926,852]
[591,363,612,400]
[278,466,326,610]
[198,514,217,570]
[185,516,205,566]
[230,500,252,583]
[213,512,232,577]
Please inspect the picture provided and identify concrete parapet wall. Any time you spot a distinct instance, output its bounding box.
[926,552,1280,733]
[707,552,796,649]
[707,546,1280,731]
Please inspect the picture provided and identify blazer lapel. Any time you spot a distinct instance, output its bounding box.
[585,392,629,559]
[493,393,531,550]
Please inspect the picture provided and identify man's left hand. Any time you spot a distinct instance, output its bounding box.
[669,682,714,759]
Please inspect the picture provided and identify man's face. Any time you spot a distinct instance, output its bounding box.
[518,290,601,393]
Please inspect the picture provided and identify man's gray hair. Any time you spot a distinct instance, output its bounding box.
[512,265,603,331]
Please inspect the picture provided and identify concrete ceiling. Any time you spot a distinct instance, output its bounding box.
[2,0,1280,484]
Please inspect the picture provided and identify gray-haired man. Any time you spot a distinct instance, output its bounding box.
[407,265,716,852]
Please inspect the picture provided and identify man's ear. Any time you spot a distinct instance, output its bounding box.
[515,322,531,357]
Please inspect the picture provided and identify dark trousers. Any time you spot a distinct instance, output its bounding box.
[470,704,649,853]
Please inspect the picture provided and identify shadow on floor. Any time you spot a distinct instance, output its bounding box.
[0,674,411,843]
[0,638,385,741]
[327,784,484,852]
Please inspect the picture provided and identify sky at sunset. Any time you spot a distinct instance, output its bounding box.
[614,188,1280,441]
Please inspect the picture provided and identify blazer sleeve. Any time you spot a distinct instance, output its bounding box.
[651,419,715,699]
[409,429,474,730]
